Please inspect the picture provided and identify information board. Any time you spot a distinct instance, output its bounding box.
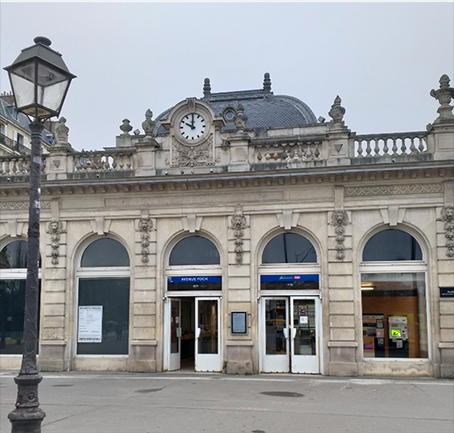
[78,305,103,343]
[231,312,247,334]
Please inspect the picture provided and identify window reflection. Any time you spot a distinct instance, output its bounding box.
[0,240,41,269]
[81,239,130,267]
[169,236,220,266]
[0,241,41,354]
[363,230,422,261]
[262,233,317,264]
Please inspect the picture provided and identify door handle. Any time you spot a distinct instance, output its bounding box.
[176,328,181,338]
[291,328,297,339]
[196,328,201,339]
[283,328,289,339]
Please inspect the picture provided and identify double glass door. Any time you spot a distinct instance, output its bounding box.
[261,297,320,373]
[167,297,221,372]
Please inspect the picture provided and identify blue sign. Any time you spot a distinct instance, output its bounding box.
[168,276,222,284]
[260,275,319,283]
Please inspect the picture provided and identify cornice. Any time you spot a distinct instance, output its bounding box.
[0,161,452,198]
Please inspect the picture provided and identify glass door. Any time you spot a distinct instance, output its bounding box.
[261,297,289,372]
[290,298,319,373]
[195,297,221,372]
[168,299,181,371]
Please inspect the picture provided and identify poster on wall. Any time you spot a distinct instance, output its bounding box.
[78,305,103,343]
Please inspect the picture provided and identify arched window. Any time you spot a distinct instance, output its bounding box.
[81,238,130,267]
[77,239,130,355]
[169,236,220,266]
[0,240,41,355]
[361,229,428,360]
[363,229,422,261]
[262,233,317,264]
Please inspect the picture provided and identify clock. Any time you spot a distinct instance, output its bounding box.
[179,113,206,141]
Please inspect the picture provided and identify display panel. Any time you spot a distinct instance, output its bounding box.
[361,273,427,359]
[231,312,247,335]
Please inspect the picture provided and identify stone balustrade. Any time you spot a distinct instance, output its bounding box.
[0,128,448,180]
[353,131,429,158]
[73,149,134,172]
[0,155,47,177]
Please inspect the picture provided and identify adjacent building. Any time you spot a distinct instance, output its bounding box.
[0,92,53,156]
[1,74,453,377]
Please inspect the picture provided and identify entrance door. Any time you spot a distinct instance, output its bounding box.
[195,297,221,372]
[290,298,319,374]
[261,297,290,372]
[260,297,320,373]
[168,299,181,371]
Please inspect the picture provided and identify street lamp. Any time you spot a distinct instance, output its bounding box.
[4,37,75,433]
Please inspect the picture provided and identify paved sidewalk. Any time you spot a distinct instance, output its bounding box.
[1,371,453,433]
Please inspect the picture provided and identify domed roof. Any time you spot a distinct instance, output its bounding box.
[153,74,317,135]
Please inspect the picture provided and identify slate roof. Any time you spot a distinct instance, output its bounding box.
[153,82,318,135]
[0,97,33,131]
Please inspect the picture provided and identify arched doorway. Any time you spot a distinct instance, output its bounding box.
[164,235,222,372]
[258,233,322,373]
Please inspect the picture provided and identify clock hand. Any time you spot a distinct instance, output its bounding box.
[184,122,194,128]
[191,113,195,128]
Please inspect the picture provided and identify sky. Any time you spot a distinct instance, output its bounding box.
[1,1,453,152]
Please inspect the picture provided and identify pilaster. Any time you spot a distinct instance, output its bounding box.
[225,206,254,374]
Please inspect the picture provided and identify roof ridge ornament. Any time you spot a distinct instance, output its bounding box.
[263,72,272,95]
[203,78,211,100]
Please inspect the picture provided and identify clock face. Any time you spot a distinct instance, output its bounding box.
[179,113,206,141]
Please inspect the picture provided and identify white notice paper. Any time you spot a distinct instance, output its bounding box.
[299,315,308,325]
[78,306,103,343]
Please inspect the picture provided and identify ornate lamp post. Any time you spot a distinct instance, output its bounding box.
[4,37,75,433]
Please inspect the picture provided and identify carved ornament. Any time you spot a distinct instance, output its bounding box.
[230,205,248,264]
[171,134,214,167]
[47,220,63,265]
[329,210,349,261]
[345,183,442,197]
[438,205,454,258]
[138,217,153,264]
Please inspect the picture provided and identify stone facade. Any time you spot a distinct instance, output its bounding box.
[0,74,453,377]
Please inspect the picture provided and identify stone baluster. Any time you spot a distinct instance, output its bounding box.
[382,138,389,155]
[365,139,372,156]
[401,137,407,154]
[391,137,398,155]
[418,136,426,153]
[356,140,363,156]
[373,139,380,156]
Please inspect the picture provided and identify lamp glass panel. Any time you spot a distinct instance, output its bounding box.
[10,73,35,110]
[36,62,68,86]
[40,81,69,111]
